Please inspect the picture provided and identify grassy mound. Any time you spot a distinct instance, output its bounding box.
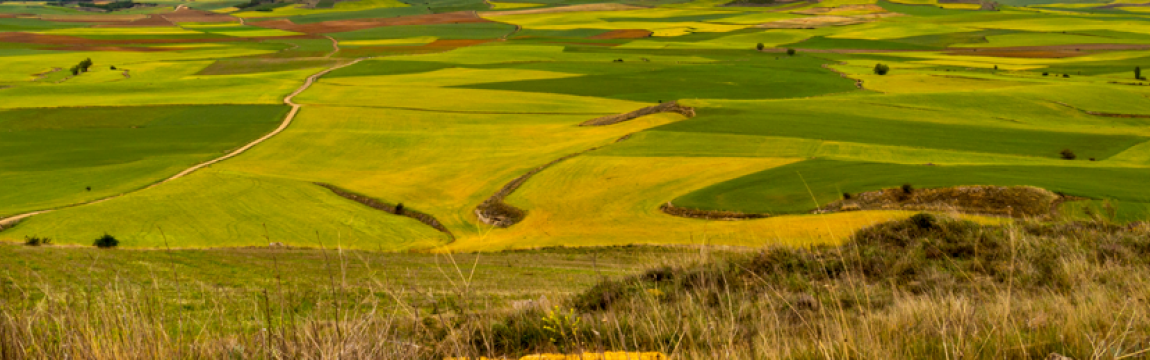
[484,215,1150,358]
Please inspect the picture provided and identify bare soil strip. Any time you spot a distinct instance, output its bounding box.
[251,11,489,34]
[316,183,455,240]
[161,7,239,23]
[475,146,603,227]
[91,14,175,27]
[1052,101,1150,118]
[822,185,1062,218]
[31,67,62,81]
[0,58,369,229]
[821,62,865,90]
[660,202,769,220]
[482,3,643,16]
[51,45,190,52]
[792,4,885,15]
[950,44,1150,54]
[0,31,320,45]
[580,101,694,126]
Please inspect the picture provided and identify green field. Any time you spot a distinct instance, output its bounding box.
[1,0,1149,252]
[0,105,287,218]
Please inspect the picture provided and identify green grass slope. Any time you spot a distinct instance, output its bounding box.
[0,105,287,217]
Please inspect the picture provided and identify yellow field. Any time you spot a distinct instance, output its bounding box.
[339,36,437,47]
[483,9,750,36]
[489,1,544,9]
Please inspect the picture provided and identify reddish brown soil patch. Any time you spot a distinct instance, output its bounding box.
[0,31,319,45]
[91,14,175,27]
[252,11,489,34]
[37,14,144,23]
[161,8,239,23]
[589,29,652,40]
[0,13,30,18]
[49,45,188,52]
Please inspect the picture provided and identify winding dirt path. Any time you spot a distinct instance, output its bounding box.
[0,58,369,229]
[324,35,339,57]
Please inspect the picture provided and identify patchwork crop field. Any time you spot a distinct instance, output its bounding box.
[2,0,1148,252]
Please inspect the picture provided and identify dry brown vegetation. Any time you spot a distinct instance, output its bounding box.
[659,201,769,220]
[318,183,455,239]
[3,216,1147,359]
[580,101,694,126]
[160,7,239,23]
[0,31,317,45]
[791,4,885,15]
[824,185,1062,218]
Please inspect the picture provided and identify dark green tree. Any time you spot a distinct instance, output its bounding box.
[1136,66,1142,80]
[94,233,119,248]
[1060,149,1076,160]
[786,48,796,56]
[756,43,764,51]
[874,63,890,75]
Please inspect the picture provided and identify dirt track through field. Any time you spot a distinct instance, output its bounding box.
[0,58,370,229]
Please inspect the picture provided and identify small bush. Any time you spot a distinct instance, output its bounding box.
[874,63,890,75]
[24,236,51,246]
[94,233,119,248]
[786,48,795,56]
[842,192,852,200]
[909,213,936,229]
[901,183,914,194]
[1060,149,1077,160]
[1042,72,1048,76]
[1062,74,1070,78]
[756,43,764,51]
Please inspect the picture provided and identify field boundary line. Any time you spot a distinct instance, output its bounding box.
[0,57,370,229]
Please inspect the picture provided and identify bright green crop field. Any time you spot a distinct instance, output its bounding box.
[1,0,1149,251]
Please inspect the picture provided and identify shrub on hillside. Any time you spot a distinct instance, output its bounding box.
[94,233,119,248]
[786,48,796,56]
[874,63,890,75]
[756,43,764,51]
[1061,149,1077,160]
[24,236,51,246]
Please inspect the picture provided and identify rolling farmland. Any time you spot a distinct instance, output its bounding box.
[1,0,1148,252]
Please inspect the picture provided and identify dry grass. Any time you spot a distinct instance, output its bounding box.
[3,216,1148,359]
